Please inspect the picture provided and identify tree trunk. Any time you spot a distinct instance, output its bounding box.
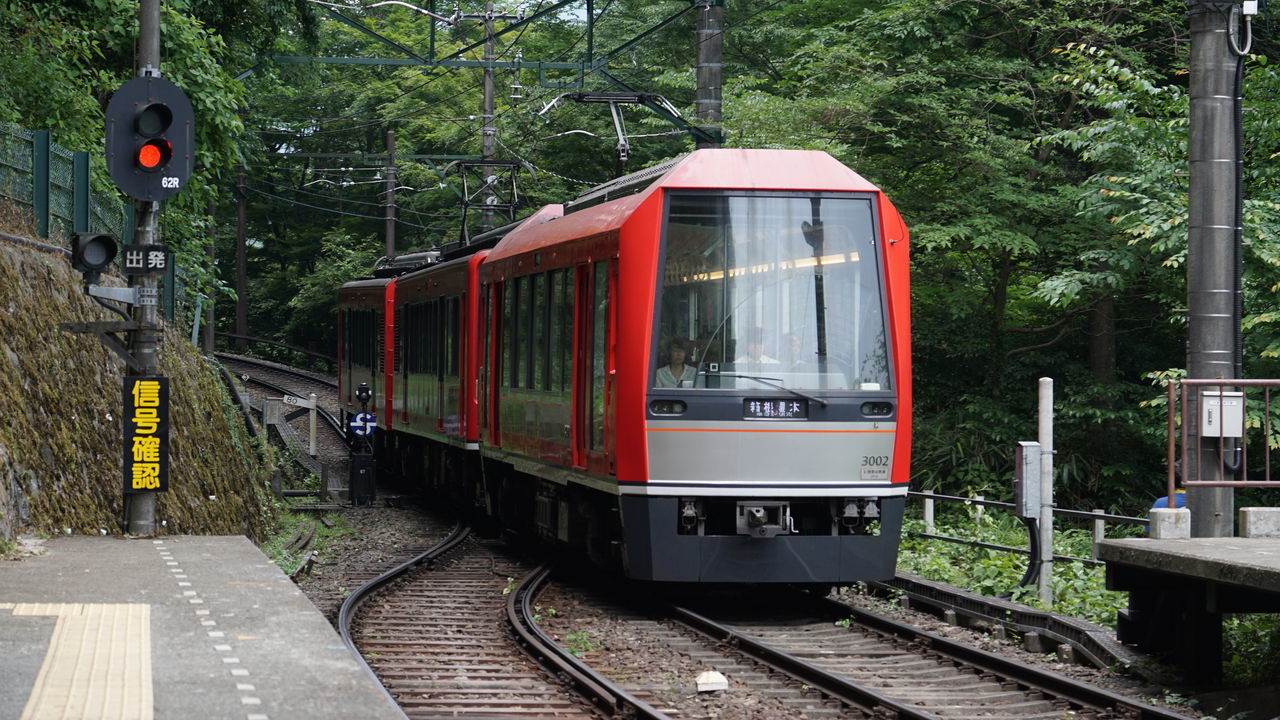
[989,252,1013,401]
[1088,293,1117,385]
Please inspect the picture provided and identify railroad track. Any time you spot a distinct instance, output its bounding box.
[339,526,664,719]
[216,353,342,431]
[216,353,349,493]
[671,592,1196,720]
[214,352,338,391]
[536,577,1197,720]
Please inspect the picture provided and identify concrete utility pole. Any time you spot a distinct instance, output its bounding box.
[384,129,397,259]
[456,1,520,235]
[1037,378,1055,605]
[1186,0,1249,538]
[125,0,162,536]
[695,0,723,149]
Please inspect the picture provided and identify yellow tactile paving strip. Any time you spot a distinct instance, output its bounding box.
[0,603,152,720]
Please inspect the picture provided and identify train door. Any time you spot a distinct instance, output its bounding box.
[488,281,505,446]
[573,260,615,473]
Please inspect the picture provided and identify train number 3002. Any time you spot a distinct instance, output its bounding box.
[861,455,890,467]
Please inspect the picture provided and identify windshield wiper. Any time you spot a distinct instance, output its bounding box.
[701,372,829,407]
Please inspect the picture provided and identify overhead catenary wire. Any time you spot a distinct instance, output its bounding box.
[248,0,789,198]
[254,0,555,135]
[254,0,599,137]
[243,186,454,231]
[244,175,462,220]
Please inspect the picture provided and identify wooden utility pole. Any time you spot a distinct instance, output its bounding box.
[384,129,397,259]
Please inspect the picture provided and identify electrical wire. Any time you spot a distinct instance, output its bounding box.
[256,0,605,137]
[249,0,787,189]
[243,185,454,230]
[245,175,465,221]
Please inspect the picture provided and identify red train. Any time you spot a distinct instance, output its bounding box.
[338,148,911,583]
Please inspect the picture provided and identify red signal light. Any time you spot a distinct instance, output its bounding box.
[136,139,171,172]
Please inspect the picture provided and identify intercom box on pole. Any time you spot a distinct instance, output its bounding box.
[1013,440,1041,519]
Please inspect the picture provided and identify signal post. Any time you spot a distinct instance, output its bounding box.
[68,0,193,534]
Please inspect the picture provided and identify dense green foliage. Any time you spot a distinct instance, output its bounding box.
[898,508,1134,627]
[4,1,1280,518]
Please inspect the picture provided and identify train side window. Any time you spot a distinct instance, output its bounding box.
[560,269,574,395]
[421,303,430,374]
[374,311,384,375]
[427,297,437,376]
[503,279,515,388]
[434,298,445,377]
[418,303,428,374]
[393,307,403,377]
[533,273,548,391]
[403,304,414,373]
[446,296,456,377]
[519,275,533,389]
[548,269,564,395]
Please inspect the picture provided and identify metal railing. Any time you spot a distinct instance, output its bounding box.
[1166,379,1280,507]
[910,491,1146,568]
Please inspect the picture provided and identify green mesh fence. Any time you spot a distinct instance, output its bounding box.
[0,124,34,213]
[0,123,127,245]
[49,143,74,244]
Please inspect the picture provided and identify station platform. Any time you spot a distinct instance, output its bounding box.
[0,535,405,720]
[1098,537,1280,684]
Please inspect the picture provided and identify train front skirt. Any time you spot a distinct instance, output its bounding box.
[618,495,904,583]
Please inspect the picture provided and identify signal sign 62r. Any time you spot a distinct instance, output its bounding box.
[105,76,194,201]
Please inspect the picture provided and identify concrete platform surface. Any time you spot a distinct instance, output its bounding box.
[1097,537,1280,594]
[0,535,405,720]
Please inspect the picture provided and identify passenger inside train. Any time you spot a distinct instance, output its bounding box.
[656,338,698,388]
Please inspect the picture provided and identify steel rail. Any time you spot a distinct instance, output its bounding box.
[218,357,343,435]
[669,603,943,720]
[868,572,1138,672]
[337,521,470,718]
[817,595,1196,720]
[507,565,670,720]
[215,351,338,389]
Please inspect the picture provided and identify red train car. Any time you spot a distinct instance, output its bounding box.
[339,148,910,584]
[336,276,395,424]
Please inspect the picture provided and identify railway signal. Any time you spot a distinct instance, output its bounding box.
[105,76,195,201]
[70,232,118,284]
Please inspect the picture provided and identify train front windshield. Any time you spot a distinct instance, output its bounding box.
[655,193,891,392]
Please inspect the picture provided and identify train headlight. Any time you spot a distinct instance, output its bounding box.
[649,399,687,416]
[860,401,893,417]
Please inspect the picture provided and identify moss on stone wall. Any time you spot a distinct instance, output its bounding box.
[0,240,276,542]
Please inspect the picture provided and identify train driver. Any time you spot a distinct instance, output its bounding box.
[734,328,779,367]
[657,338,698,388]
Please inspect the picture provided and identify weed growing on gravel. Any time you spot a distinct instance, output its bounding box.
[565,630,596,657]
[261,510,353,574]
